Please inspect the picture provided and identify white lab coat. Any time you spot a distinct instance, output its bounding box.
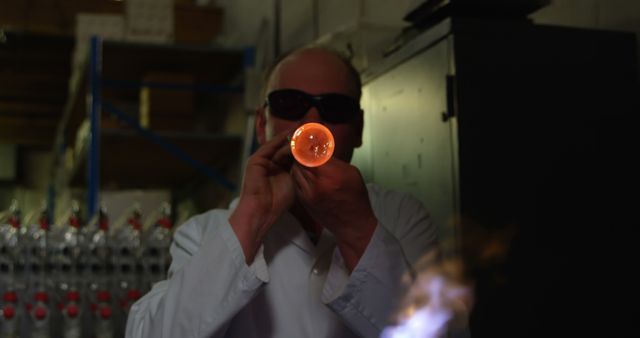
[126,184,437,338]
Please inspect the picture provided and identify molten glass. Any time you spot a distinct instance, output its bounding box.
[290,123,335,167]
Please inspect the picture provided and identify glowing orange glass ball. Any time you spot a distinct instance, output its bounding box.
[290,123,335,167]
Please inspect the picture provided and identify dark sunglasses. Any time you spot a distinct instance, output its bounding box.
[264,89,360,124]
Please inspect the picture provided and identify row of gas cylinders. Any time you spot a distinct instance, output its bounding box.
[0,201,174,338]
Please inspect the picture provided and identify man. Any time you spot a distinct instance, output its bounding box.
[126,47,438,338]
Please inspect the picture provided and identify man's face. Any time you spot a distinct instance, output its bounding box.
[256,49,363,163]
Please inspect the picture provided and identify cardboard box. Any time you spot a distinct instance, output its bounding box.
[174,4,223,44]
[140,72,196,123]
[146,116,195,132]
[125,0,173,43]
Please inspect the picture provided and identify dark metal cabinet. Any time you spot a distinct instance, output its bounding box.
[355,17,638,336]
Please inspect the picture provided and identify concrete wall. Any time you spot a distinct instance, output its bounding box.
[0,145,16,181]
[212,0,640,71]
[213,0,413,69]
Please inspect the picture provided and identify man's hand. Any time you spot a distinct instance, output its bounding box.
[229,130,296,264]
[291,159,378,272]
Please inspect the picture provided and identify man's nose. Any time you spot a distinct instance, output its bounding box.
[301,107,323,123]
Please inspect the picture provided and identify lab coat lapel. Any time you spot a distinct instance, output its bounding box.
[273,212,316,255]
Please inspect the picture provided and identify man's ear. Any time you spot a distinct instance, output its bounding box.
[353,108,364,148]
[255,106,267,145]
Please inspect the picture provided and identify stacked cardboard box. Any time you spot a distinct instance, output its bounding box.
[140,72,196,131]
[174,4,223,44]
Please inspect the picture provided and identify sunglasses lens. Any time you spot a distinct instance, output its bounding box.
[319,94,360,123]
[268,90,309,120]
[267,90,360,123]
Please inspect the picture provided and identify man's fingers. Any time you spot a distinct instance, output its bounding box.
[291,164,314,197]
[272,142,293,170]
[310,156,348,173]
[252,128,294,160]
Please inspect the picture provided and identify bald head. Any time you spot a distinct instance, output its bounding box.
[264,47,362,100]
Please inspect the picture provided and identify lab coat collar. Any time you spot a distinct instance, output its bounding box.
[273,211,335,258]
[228,197,335,257]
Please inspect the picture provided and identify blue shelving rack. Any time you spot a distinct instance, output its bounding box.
[59,36,254,219]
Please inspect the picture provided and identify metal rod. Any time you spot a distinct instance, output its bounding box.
[274,0,281,57]
[101,101,237,192]
[312,0,319,40]
[88,36,102,219]
[101,79,243,93]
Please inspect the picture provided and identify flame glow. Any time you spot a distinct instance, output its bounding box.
[381,256,472,338]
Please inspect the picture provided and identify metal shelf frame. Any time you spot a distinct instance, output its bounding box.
[81,36,254,218]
